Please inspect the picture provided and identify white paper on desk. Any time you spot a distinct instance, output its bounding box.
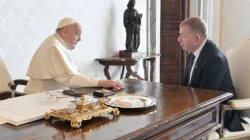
[0,116,7,125]
[0,91,75,126]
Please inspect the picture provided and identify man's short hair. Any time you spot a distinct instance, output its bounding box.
[180,17,208,38]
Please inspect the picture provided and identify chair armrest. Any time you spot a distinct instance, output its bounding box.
[8,79,28,97]
[13,79,28,85]
[229,98,250,110]
[8,79,28,90]
[8,82,16,90]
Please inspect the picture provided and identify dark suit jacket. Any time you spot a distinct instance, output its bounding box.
[181,39,244,132]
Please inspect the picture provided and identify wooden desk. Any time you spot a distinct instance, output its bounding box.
[95,53,157,81]
[0,79,232,140]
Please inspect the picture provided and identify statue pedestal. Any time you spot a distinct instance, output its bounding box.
[119,50,143,58]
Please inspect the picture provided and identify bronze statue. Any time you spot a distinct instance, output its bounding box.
[123,0,142,52]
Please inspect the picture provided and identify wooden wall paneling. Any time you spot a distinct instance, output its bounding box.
[160,0,190,84]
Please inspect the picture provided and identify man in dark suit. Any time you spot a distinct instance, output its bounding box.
[178,17,244,132]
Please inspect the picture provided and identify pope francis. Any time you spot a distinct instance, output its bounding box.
[24,18,123,94]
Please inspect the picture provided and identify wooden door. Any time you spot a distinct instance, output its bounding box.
[160,0,190,84]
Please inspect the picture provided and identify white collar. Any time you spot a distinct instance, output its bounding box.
[55,33,69,50]
[193,39,207,58]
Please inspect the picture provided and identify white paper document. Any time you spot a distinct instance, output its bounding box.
[0,90,75,126]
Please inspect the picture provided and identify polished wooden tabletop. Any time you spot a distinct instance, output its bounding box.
[95,53,158,62]
[0,79,231,140]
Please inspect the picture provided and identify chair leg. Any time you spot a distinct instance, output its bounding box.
[219,104,234,138]
[219,106,226,138]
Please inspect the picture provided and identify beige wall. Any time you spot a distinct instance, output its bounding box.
[0,0,148,81]
[221,0,250,51]
[190,0,250,52]
[189,0,221,47]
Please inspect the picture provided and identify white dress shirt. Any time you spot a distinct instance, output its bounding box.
[189,39,207,83]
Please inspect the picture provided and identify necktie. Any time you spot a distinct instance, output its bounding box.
[186,53,195,85]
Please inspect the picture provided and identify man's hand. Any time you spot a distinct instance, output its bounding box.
[98,80,124,89]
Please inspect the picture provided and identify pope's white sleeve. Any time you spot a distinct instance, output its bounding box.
[54,73,99,88]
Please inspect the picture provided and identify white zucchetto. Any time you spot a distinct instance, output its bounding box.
[56,17,77,29]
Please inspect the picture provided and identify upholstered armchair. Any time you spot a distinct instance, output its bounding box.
[0,48,27,99]
[0,79,28,100]
[208,39,250,139]
[8,79,28,97]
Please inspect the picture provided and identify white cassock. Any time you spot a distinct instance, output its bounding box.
[0,48,12,92]
[24,34,99,94]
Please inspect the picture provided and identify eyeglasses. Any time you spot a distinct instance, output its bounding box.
[46,91,70,102]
